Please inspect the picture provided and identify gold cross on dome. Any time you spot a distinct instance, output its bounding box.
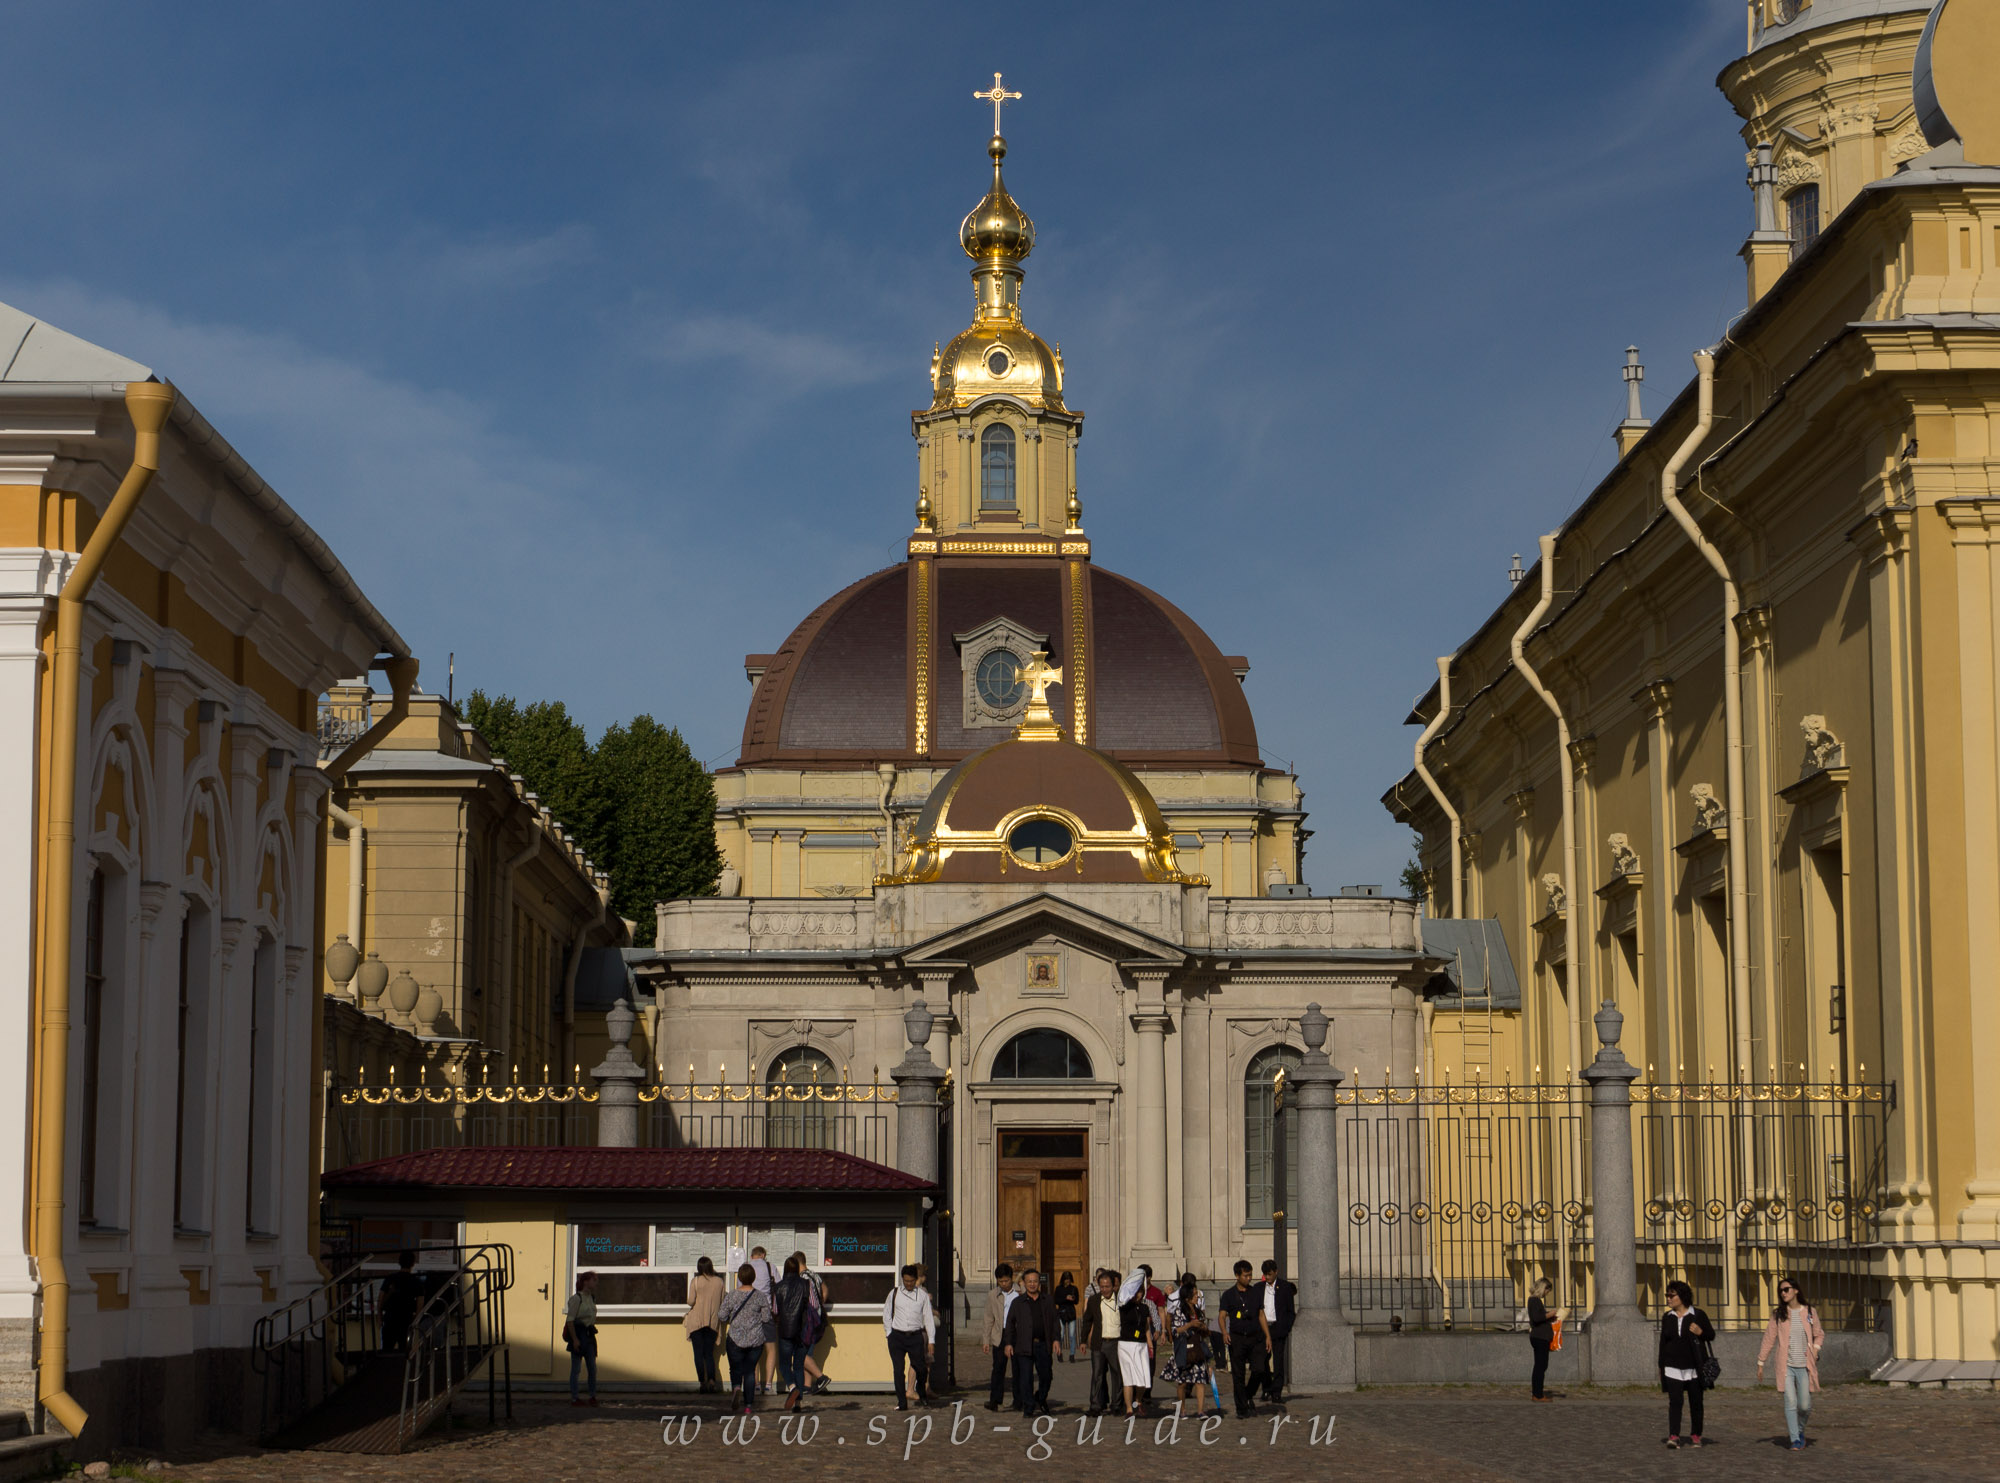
[974,72,1021,136]
[1021,649,1062,706]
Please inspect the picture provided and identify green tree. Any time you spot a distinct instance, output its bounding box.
[461,691,720,946]
[462,691,609,857]
[594,715,722,942]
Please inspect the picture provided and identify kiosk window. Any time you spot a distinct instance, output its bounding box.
[575,1222,650,1267]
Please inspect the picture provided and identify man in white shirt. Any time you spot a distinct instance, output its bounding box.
[882,1264,937,1411]
[981,1264,1019,1410]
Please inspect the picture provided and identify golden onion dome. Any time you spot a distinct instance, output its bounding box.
[960,135,1035,263]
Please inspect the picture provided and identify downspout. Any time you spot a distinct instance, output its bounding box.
[33,381,176,1437]
[561,873,611,1079]
[328,801,364,953]
[1656,351,1751,1082]
[1510,533,1584,1083]
[1412,657,1462,918]
[324,656,418,779]
[312,656,417,1280]
[498,811,541,1064]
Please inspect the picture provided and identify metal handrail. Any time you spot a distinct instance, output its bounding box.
[395,1243,513,1449]
[251,1244,512,1446]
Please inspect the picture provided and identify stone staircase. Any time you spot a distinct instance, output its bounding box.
[0,1408,71,1483]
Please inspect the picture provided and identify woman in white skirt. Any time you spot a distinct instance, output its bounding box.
[1116,1283,1157,1416]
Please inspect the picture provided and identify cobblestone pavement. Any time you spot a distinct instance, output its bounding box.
[162,1348,1995,1483]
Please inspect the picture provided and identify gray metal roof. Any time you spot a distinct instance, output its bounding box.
[1417,918,1521,1009]
[0,299,152,382]
[1750,1,1933,55]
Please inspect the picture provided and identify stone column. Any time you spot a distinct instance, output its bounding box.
[1287,1003,1356,1390]
[591,997,646,1148]
[889,999,946,1185]
[1178,991,1214,1278]
[1127,963,1174,1270]
[1582,998,1650,1382]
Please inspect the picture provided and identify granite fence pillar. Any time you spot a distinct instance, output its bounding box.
[1288,1002,1356,1390]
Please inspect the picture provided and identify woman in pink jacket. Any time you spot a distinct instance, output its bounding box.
[1755,1279,1825,1451]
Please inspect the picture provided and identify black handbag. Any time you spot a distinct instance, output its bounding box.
[1697,1341,1722,1389]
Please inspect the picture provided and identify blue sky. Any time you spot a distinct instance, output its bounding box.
[2,1,1757,890]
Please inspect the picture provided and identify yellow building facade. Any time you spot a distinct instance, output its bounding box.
[1387,0,2000,1375]
[0,306,411,1455]
[317,685,629,1106]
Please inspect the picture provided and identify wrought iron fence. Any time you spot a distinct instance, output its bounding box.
[1631,1080,1894,1331]
[1329,1079,1890,1333]
[325,1071,900,1171]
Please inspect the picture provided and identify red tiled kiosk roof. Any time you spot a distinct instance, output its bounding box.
[322,1146,932,1193]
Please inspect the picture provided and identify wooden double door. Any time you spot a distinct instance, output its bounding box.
[996,1129,1088,1286]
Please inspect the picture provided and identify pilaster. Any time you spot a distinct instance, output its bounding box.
[1849,507,1933,1233]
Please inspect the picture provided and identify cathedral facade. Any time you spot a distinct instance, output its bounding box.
[636,114,1430,1289]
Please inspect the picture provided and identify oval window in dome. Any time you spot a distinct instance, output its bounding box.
[976,649,1025,709]
[1006,816,1074,867]
[986,347,1010,377]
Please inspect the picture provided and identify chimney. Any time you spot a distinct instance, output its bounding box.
[1741,141,1793,305]
[1614,346,1652,457]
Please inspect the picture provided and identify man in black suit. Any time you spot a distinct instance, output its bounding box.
[1004,1268,1058,1417]
[1259,1260,1298,1402]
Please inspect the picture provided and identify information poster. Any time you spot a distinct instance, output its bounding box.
[745,1226,820,1265]
[653,1225,727,1270]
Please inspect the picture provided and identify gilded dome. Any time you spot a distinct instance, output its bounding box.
[932,321,1065,412]
[888,729,1196,885]
[961,136,1035,263]
[929,134,1066,413]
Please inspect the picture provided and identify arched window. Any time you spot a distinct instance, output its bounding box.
[980,424,1016,508]
[1245,1045,1302,1224]
[1785,184,1820,259]
[992,1028,1092,1080]
[765,1046,836,1149]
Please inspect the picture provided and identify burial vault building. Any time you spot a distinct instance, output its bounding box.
[631,112,1435,1290]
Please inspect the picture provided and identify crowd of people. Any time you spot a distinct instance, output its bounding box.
[555,1250,1830,1449]
[979,1258,1296,1421]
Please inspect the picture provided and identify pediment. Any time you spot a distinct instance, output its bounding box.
[901,892,1184,967]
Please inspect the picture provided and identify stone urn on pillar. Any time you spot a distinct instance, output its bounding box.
[592,997,647,1148]
[355,952,389,1019]
[1286,1002,1357,1391]
[325,933,360,1000]
[413,983,443,1037]
[1582,997,1649,1382]
[889,998,946,1185]
[386,968,420,1029]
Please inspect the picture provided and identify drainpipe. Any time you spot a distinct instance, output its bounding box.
[1510,533,1584,1083]
[1412,657,1462,918]
[498,807,541,1063]
[33,381,176,1437]
[1656,352,1750,1081]
[328,801,364,953]
[561,873,611,1078]
[312,657,417,1285]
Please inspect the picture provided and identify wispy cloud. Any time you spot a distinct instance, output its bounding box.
[401,223,596,294]
[644,310,898,394]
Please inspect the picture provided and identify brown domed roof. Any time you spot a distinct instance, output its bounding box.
[734,557,1260,769]
[890,730,1193,885]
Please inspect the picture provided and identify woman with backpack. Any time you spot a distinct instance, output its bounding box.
[1756,1278,1825,1450]
[792,1249,835,1395]
[1053,1271,1080,1362]
[1161,1273,1213,1417]
[1658,1280,1717,1448]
